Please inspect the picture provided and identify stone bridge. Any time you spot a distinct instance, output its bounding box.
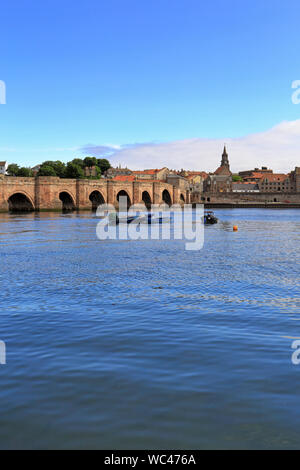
[0,176,189,212]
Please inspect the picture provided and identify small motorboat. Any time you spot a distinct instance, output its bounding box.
[204,211,218,225]
[112,214,138,225]
[145,213,166,224]
[113,213,166,225]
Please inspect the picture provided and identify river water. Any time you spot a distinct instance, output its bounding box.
[0,208,299,449]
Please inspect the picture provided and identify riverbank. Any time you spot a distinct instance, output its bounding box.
[204,202,300,209]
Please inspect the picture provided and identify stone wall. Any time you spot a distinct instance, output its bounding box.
[191,190,300,205]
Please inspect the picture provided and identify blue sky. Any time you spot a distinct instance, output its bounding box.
[1,0,300,171]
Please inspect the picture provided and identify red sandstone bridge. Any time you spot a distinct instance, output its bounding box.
[0,176,189,212]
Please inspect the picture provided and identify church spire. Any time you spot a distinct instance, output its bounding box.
[214,145,232,176]
[221,144,230,169]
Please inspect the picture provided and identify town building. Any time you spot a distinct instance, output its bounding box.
[232,182,259,192]
[112,175,136,182]
[31,165,41,176]
[239,167,273,179]
[84,165,99,177]
[131,167,169,181]
[258,173,291,192]
[203,146,232,193]
[289,167,300,192]
[0,161,8,175]
[107,166,132,178]
[166,174,189,191]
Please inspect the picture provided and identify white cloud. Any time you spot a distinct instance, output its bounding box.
[83,120,300,173]
[80,144,122,156]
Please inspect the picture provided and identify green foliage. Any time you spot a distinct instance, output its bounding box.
[7,164,33,177]
[7,163,20,176]
[71,158,84,168]
[65,162,85,179]
[38,165,57,176]
[7,157,111,179]
[232,174,243,182]
[17,167,34,177]
[97,158,111,174]
[83,156,97,167]
[39,160,66,178]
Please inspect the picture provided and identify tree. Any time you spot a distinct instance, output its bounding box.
[17,167,34,177]
[40,160,66,178]
[97,158,111,174]
[83,156,97,167]
[38,165,57,176]
[71,158,84,169]
[7,164,20,176]
[232,174,243,182]
[65,162,84,179]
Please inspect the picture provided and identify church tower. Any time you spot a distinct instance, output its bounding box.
[221,145,230,170]
[214,145,232,176]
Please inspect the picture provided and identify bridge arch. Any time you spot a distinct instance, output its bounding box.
[59,191,75,212]
[8,192,35,212]
[162,189,172,206]
[142,191,152,210]
[116,190,131,210]
[89,190,105,211]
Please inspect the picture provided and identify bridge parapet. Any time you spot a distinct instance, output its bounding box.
[0,176,188,212]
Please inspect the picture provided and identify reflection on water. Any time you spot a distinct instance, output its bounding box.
[0,209,299,449]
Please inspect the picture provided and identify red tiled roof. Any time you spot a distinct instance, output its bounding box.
[248,172,264,179]
[214,166,231,176]
[112,176,166,184]
[260,174,288,182]
[132,169,163,175]
[136,179,163,183]
[186,171,208,178]
[113,175,135,182]
[234,181,257,185]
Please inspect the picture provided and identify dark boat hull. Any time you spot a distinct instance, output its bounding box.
[204,212,218,225]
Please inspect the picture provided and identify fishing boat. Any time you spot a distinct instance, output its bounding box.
[113,213,166,225]
[204,211,218,225]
